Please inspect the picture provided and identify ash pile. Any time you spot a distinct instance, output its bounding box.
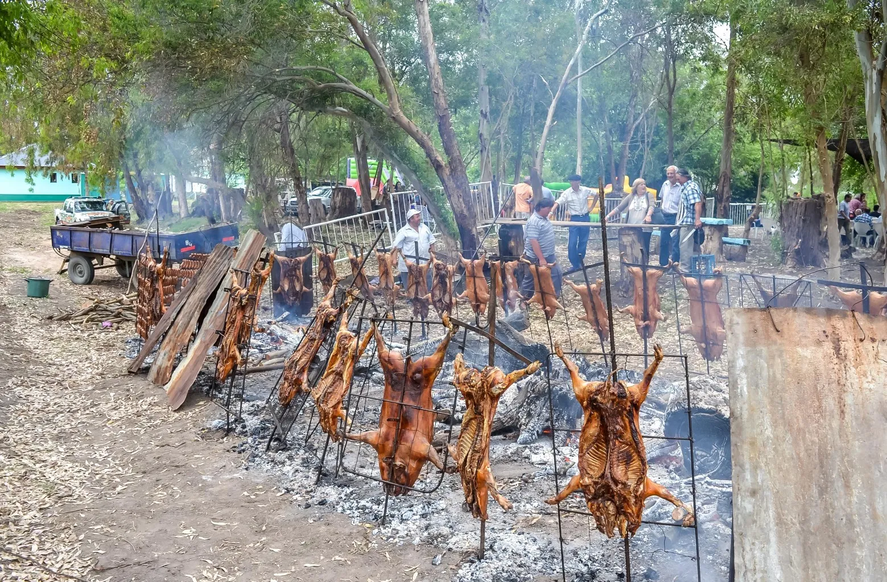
[219,317,733,582]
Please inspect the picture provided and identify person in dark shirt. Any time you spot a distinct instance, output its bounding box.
[869,205,881,218]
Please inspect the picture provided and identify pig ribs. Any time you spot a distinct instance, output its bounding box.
[311,317,375,441]
[347,248,376,303]
[546,344,694,537]
[522,259,563,319]
[278,281,349,406]
[376,248,401,304]
[449,354,541,519]
[405,259,431,320]
[565,279,610,342]
[316,247,339,294]
[619,264,667,339]
[273,253,310,307]
[458,256,490,316]
[492,260,520,314]
[346,315,459,495]
[679,270,726,361]
[430,251,455,318]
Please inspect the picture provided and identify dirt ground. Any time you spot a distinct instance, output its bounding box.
[0,205,461,581]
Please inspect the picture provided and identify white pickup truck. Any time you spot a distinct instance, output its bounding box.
[55,197,128,225]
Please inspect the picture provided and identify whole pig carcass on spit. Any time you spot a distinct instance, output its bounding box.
[429,251,455,318]
[546,344,695,537]
[458,256,490,316]
[679,269,726,360]
[619,263,667,339]
[216,255,275,382]
[405,259,432,320]
[376,248,401,304]
[828,286,887,315]
[278,281,351,407]
[347,315,459,495]
[311,317,375,441]
[273,253,310,307]
[521,259,563,319]
[491,260,520,314]
[449,354,541,519]
[347,248,376,303]
[565,279,609,342]
[316,247,338,294]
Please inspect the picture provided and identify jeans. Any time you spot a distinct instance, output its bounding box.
[520,254,563,299]
[658,212,678,265]
[567,213,591,269]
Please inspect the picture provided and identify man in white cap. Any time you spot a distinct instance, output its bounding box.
[392,208,436,288]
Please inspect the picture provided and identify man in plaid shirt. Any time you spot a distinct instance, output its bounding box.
[674,168,703,263]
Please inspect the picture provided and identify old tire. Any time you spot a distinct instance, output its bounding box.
[115,259,134,278]
[68,255,95,285]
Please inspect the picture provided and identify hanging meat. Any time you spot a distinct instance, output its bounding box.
[429,251,455,318]
[680,270,726,361]
[375,247,401,304]
[457,256,490,316]
[278,282,350,407]
[753,276,803,308]
[492,260,520,314]
[347,248,376,303]
[619,264,667,339]
[828,286,887,315]
[565,279,610,342]
[546,344,695,537]
[273,253,310,307]
[216,255,275,382]
[316,247,338,294]
[405,259,432,320]
[449,354,541,519]
[347,315,459,495]
[136,252,162,338]
[521,259,563,319]
[311,318,375,441]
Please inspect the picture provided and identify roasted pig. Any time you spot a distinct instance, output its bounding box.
[680,270,726,361]
[619,264,667,339]
[566,279,610,342]
[347,248,376,303]
[429,251,455,318]
[311,317,375,441]
[492,260,520,314]
[316,247,338,294]
[273,253,309,307]
[522,259,563,319]
[753,277,803,308]
[278,282,350,406]
[546,344,694,537]
[405,259,432,320]
[828,286,887,315]
[376,248,401,304]
[347,315,459,495]
[242,255,274,340]
[458,256,490,316]
[449,354,541,519]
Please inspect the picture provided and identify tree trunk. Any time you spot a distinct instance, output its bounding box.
[575,9,583,175]
[780,196,826,268]
[209,135,228,222]
[715,21,737,219]
[414,0,478,253]
[175,174,189,218]
[832,114,850,194]
[372,155,385,203]
[351,127,374,214]
[814,126,841,270]
[308,198,326,224]
[512,87,527,183]
[121,159,150,222]
[477,0,492,183]
[279,109,311,223]
[664,27,677,165]
[329,186,358,219]
[742,138,766,241]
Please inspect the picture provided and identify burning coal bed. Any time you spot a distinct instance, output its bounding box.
[173,318,733,582]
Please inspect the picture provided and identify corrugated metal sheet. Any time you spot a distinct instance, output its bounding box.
[727,308,887,581]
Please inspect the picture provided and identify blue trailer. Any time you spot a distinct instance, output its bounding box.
[51,223,239,284]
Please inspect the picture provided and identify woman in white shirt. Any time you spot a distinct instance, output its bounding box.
[605,178,656,262]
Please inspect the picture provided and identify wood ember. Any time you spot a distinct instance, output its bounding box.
[47,293,138,327]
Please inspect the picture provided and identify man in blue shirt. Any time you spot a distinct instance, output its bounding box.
[674,168,703,264]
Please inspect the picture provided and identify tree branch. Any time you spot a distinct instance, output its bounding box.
[568,23,664,84]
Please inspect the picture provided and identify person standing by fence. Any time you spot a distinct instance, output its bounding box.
[550,174,599,271]
[675,168,703,265]
[512,177,534,219]
[658,165,682,265]
[605,178,656,262]
[521,197,562,299]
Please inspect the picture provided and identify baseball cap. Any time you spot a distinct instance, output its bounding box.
[406,208,422,220]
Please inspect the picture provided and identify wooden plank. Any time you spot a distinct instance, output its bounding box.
[146,245,237,384]
[128,244,234,373]
[164,230,266,410]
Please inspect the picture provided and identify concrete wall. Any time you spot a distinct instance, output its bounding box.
[0,168,85,201]
[727,308,887,581]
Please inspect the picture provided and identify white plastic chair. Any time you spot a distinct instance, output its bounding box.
[853,221,875,248]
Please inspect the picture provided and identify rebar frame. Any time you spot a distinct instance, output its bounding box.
[736,273,813,309]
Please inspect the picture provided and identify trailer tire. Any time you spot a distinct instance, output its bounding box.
[115,259,134,278]
[68,255,95,285]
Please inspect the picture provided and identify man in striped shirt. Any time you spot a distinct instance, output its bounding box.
[674,168,703,264]
[521,196,562,299]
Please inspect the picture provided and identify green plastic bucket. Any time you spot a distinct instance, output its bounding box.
[25,277,52,298]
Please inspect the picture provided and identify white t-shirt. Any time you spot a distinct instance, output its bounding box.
[392,223,436,272]
[278,222,308,251]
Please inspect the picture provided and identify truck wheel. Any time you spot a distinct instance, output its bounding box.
[115,259,134,278]
[68,255,95,285]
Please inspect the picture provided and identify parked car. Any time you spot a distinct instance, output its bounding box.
[55,197,118,225]
[284,185,358,215]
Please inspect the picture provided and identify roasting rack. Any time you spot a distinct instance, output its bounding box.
[736,273,813,309]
